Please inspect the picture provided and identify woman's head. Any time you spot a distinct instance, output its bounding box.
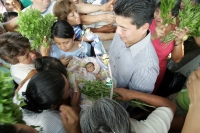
[51,20,75,52]
[34,56,67,77]
[2,0,23,12]
[154,0,181,25]
[53,0,80,26]
[22,70,70,113]
[80,98,131,133]
[0,32,37,64]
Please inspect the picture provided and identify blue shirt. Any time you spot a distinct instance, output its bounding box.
[109,32,159,93]
[50,42,91,59]
[73,25,83,40]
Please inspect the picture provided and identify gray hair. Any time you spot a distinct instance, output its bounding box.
[80,98,132,133]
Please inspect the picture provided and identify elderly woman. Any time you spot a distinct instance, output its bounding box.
[80,87,176,133]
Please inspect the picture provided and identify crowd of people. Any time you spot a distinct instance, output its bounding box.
[0,0,200,133]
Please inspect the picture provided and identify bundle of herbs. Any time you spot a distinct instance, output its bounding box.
[81,80,155,111]
[160,0,177,25]
[16,9,57,49]
[0,71,23,124]
[161,0,200,43]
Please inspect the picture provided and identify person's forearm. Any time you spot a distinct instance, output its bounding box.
[3,17,18,32]
[181,104,200,133]
[171,42,184,63]
[130,90,176,113]
[81,14,104,25]
[76,3,104,14]
[194,37,200,47]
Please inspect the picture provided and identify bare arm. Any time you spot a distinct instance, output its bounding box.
[81,13,115,25]
[114,88,176,113]
[76,0,114,14]
[181,67,200,133]
[194,37,200,47]
[3,17,18,32]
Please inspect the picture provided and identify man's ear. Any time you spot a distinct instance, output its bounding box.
[141,23,150,30]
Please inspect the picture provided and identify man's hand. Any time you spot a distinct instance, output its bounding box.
[60,55,72,66]
[60,105,81,133]
[187,66,200,104]
[114,88,135,101]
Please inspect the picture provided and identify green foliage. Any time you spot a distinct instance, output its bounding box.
[81,80,111,100]
[161,0,200,43]
[0,71,23,124]
[16,9,57,49]
[0,14,2,22]
[160,0,177,25]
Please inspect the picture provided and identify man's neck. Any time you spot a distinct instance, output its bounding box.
[126,31,148,47]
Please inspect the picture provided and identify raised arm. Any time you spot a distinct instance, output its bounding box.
[114,88,176,113]
[181,67,200,133]
[76,0,114,14]
[81,13,115,25]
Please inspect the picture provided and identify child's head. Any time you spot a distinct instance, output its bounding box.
[34,56,67,78]
[0,32,38,64]
[2,11,18,22]
[51,20,75,52]
[53,0,80,26]
[85,62,95,72]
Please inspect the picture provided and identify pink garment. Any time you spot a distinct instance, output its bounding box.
[150,19,175,94]
[0,1,6,14]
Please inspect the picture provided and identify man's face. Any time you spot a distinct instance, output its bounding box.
[115,15,147,47]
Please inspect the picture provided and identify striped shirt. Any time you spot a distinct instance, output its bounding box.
[109,32,159,93]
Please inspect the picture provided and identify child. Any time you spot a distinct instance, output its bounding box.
[50,20,91,66]
[85,62,101,80]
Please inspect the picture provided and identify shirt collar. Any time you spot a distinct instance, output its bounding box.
[130,30,151,58]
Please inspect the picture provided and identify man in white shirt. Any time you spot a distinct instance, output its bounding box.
[109,0,159,94]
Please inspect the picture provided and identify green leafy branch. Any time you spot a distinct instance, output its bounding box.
[16,9,57,50]
[161,0,200,43]
[160,0,177,25]
[0,71,24,124]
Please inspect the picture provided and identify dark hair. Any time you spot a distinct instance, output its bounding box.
[85,62,94,67]
[2,11,18,22]
[114,0,156,29]
[34,56,67,78]
[156,0,181,17]
[0,124,33,133]
[192,0,200,4]
[22,70,66,113]
[53,0,76,20]
[0,32,30,64]
[51,20,74,39]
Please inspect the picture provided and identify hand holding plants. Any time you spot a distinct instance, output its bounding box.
[174,27,190,46]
